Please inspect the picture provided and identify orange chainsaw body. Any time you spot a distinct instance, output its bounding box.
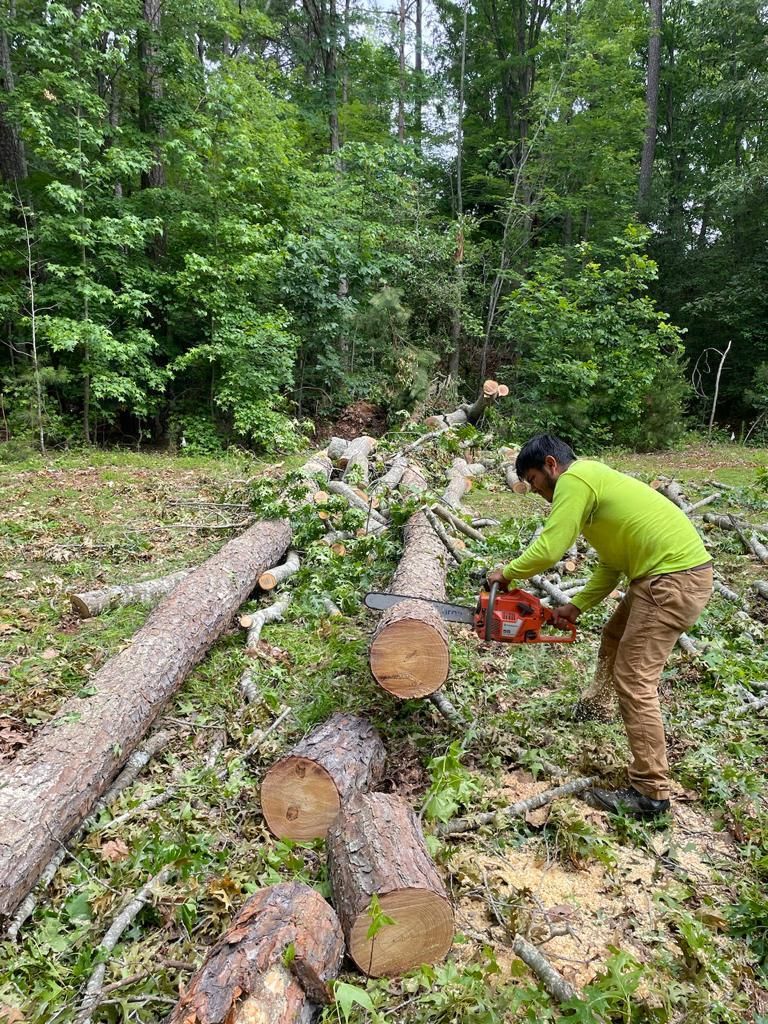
[474,587,576,644]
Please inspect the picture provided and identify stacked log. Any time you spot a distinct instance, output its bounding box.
[327,793,454,977]
[261,714,386,840]
[0,518,292,921]
[166,882,344,1023]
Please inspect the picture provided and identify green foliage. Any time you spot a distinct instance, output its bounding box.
[544,799,617,870]
[499,230,687,448]
[423,740,481,822]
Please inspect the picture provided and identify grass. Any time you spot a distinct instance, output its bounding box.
[0,438,767,1022]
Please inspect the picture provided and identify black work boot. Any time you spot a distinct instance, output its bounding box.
[586,785,670,819]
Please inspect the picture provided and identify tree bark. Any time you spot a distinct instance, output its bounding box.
[166,882,344,1024]
[138,0,165,190]
[0,518,291,921]
[341,434,377,484]
[0,11,27,184]
[258,549,301,591]
[327,793,453,977]
[441,457,483,509]
[637,0,662,214]
[261,713,386,840]
[369,508,450,698]
[69,568,192,618]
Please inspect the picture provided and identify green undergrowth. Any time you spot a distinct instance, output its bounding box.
[1,437,767,1022]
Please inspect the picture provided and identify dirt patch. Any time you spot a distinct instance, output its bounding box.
[320,401,388,441]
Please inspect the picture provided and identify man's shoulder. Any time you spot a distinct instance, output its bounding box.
[563,460,615,486]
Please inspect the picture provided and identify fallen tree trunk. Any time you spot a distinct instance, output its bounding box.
[166,882,344,1024]
[0,518,291,922]
[261,713,386,841]
[441,457,483,509]
[69,568,192,619]
[424,379,508,430]
[327,792,454,977]
[369,509,450,698]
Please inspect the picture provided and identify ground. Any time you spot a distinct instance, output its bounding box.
[0,439,767,1023]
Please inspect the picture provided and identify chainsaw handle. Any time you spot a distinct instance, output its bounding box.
[486,581,499,641]
[536,622,577,644]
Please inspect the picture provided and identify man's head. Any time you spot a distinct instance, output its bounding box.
[515,434,577,502]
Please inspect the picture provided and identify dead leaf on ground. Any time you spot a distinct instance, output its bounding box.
[40,648,60,661]
[100,838,130,863]
[525,805,551,827]
[0,1005,26,1024]
[2,571,23,581]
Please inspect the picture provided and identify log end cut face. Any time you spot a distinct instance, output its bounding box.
[262,757,341,840]
[347,887,454,977]
[370,619,449,699]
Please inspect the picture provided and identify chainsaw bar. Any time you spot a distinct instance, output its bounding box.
[364,591,475,624]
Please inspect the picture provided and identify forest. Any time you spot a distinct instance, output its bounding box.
[0,0,766,455]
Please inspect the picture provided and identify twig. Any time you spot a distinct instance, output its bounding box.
[241,705,293,762]
[436,777,596,837]
[512,934,579,1002]
[424,507,467,563]
[238,594,292,703]
[322,596,342,617]
[431,504,485,542]
[685,493,720,513]
[427,690,467,726]
[74,865,175,1024]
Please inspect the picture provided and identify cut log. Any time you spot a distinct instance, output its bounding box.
[442,457,481,509]
[327,793,454,977]
[341,435,377,484]
[326,480,388,530]
[398,462,429,493]
[69,568,192,619]
[261,713,386,841]
[0,518,291,922]
[326,436,349,462]
[369,510,450,698]
[754,581,768,601]
[505,463,529,494]
[258,550,301,591]
[166,882,344,1024]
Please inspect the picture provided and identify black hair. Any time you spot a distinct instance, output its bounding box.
[516,434,577,478]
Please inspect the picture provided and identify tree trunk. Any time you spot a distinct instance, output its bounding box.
[327,792,454,977]
[69,568,192,618]
[424,379,508,430]
[637,0,662,214]
[166,882,344,1024]
[397,0,406,143]
[369,508,450,698]
[261,713,386,840]
[442,457,483,509]
[138,0,165,190]
[414,0,423,144]
[0,12,27,184]
[0,519,291,921]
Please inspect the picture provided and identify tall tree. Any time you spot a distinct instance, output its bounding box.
[637,0,662,214]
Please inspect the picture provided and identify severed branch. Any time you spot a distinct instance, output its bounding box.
[238,594,292,703]
[74,865,175,1024]
[512,934,579,1002]
[424,507,468,563]
[428,690,467,727]
[436,776,596,837]
[69,569,192,619]
[258,550,300,591]
[431,504,485,542]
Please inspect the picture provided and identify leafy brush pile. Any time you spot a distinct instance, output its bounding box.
[0,440,767,1023]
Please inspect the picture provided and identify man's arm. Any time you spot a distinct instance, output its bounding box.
[500,474,595,584]
[569,563,622,612]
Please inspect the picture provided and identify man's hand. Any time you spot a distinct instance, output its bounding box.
[552,602,582,629]
[486,567,510,591]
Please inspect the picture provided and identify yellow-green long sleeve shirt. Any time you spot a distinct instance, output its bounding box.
[502,461,710,611]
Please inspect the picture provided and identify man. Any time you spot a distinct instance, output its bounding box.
[488,434,712,818]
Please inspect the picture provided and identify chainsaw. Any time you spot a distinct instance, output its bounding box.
[364,582,577,645]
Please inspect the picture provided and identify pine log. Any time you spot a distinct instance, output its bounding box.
[327,793,454,977]
[261,713,386,840]
[0,518,291,922]
[754,581,768,601]
[369,510,450,698]
[398,463,429,493]
[326,436,349,461]
[258,550,301,591]
[341,435,377,484]
[69,568,192,619]
[442,457,480,509]
[296,453,333,498]
[166,882,344,1024]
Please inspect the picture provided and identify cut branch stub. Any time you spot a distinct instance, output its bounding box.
[261,713,386,841]
[69,568,192,619]
[327,792,454,977]
[369,510,449,698]
[166,882,344,1024]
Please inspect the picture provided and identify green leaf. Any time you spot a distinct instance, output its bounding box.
[333,981,374,1022]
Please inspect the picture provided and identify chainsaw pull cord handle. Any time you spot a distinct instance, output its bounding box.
[486,581,499,641]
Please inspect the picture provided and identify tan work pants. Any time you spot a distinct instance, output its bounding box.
[591,566,713,800]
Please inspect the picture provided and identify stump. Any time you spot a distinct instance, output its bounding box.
[261,713,386,841]
[166,882,344,1024]
[327,793,454,977]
